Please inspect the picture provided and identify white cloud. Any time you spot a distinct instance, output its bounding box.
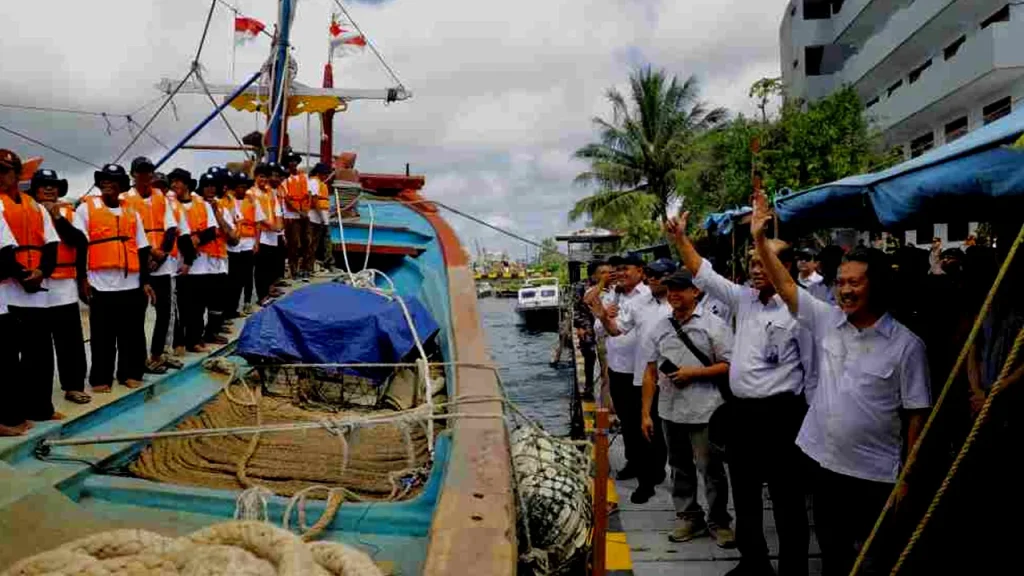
[0,0,790,255]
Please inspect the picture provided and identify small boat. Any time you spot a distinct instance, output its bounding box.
[515,277,562,331]
[476,281,494,298]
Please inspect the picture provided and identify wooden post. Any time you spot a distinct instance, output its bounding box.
[592,408,610,576]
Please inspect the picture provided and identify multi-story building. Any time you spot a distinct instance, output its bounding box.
[780,0,1023,245]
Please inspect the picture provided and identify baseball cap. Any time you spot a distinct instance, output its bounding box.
[645,258,678,278]
[662,269,696,290]
[608,254,645,268]
[130,156,155,173]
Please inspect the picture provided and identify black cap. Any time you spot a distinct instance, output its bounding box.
[166,168,197,191]
[198,172,219,190]
[644,258,677,278]
[231,171,252,186]
[266,162,287,176]
[94,164,130,191]
[253,163,273,177]
[30,169,69,197]
[130,156,155,173]
[608,254,645,268]
[283,151,302,165]
[663,269,696,290]
[152,172,169,188]
[310,162,333,177]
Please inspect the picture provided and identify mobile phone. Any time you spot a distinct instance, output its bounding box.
[659,359,679,375]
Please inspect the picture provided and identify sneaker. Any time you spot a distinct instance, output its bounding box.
[724,560,776,576]
[711,525,737,549]
[630,484,656,504]
[668,519,708,543]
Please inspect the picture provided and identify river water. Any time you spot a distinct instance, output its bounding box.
[477,297,573,436]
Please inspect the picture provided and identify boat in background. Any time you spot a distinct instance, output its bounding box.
[515,277,562,331]
[476,281,494,298]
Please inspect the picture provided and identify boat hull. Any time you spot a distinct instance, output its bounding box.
[515,305,561,332]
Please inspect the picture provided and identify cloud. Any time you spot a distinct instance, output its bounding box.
[0,0,789,256]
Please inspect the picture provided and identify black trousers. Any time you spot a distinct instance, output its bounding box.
[813,465,893,576]
[728,394,810,576]
[177,275,209,349]
[254,243,280,300]
[8,306,56,421]
[50,302,87,392]
[172,277,185,349]
[149,275,173,358]
[284,218,309,277]
[228,251,255,313]
[204,273,229,341]
[609,369,667,488]
[88,288,146,385]
[580,340,597,397]
[0,313,24,426]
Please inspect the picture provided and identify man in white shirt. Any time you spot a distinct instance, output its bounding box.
[252,163,286,305]
[591,254,670,503]
[749,191,931,576]
[227,171,266,317]
[166,169,200,358]
[640,269,736,548]
[668,212,812,576]
[74,164,154,393]
[0,173,27,435]
[796,250,823,288]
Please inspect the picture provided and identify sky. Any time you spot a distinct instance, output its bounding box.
[0,0,789,258]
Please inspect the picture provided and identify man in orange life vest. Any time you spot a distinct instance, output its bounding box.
[0,149,65,434]
[74,163,154,392]
[0,180,24,435]
[252,163,285,305]
[306,163,333,275]
[179,172,237,351]
[227,171,266,317]
[267,162,289,292]
[122,157,193,374]
[27,169,91,405]
[282,152,310,281]
[166,168,199,355]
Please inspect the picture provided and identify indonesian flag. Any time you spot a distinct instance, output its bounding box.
[329,14,366,58]
[234,16,265,45]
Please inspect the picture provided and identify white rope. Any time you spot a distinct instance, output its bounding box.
[234,485,275,521]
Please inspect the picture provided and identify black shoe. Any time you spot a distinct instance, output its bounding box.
[616,464,639,481]
[630,484,656,504]
[724,560,776,576]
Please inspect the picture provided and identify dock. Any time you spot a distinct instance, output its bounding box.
[573,330,824,576]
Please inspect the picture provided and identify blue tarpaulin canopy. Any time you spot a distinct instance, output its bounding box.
[701,207,752,235]
[237,283,439,383]
[775,107,1024,230]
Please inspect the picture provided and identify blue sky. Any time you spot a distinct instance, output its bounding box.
[0,0,789,256]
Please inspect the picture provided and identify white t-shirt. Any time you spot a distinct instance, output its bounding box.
[0,212,18,315]
[307,177,330,224]
[189,201,234,275]
[73,198,150,292]
[228,196,267,253]
[0,199,60,308]
[259,189,284,247]
[594,283,652,375]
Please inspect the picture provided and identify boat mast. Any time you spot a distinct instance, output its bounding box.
[266,0,294,163]
[320,61,335,164]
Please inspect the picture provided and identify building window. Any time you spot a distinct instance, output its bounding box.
[865,96,879,110]
[945,116,969,142]
[803,0,831,19]
[948,221,969,243]
[910,132,935,158]
[983,96,1012,125]
[805,46,825,76]
[944,35,966,60]
[908,59,932,84]
[916,223,935,246]
[887,79,903,98]
[980,5,1010,30]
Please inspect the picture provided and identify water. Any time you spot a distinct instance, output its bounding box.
[477,297,573,436]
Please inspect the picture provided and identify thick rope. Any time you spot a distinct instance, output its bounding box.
[888,322,1024,575]
[849,218,1024,576]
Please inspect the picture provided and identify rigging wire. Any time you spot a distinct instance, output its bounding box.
[128,118,171,151]
[0,123,101,169]
[194,67,252,158]
[427,199,566,257]
[0,102,119,118]
[330,0,406,89]
[194,0,219,65]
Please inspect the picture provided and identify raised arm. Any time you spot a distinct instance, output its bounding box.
[751,190,799,315]
[665,211,701,275]
[666,211,742,309]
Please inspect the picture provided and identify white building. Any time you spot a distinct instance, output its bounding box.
[780,0,1024,245]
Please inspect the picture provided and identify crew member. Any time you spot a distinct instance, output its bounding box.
[74,163,153,393]
[307,162,332,275]
[167,169,200,354]
[227,171,265,317]
[0,167,25,435]
[268,162,289,291]
[0,150,64,430]
[27,169,90,404]
[252,163,284,305]
[282,152,310,280]
[668,211,812,576]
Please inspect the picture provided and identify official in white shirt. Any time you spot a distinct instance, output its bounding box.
[749,190,930,576]
[668,212,811,576]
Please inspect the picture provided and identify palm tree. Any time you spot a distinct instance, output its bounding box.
[571,67,727,225]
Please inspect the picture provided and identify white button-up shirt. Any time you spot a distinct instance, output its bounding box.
[595,282,652,376]
[641,309,733,424]
[795,289,931,483]
[694,259,812,400]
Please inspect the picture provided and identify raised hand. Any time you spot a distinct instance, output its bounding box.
[750,189,772,239]
[664,211,689,242]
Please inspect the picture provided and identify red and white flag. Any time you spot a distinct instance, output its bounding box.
[234,16,265,45]
[329,14,366,58]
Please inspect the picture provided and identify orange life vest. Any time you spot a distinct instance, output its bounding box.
[254,187,278,233]
[184,196,227,259]
[86,197,140,274]
[313,179,330,212]
[166,198,183,258]
[0,192,46,271]
[284,172,311,213]
[121,188,171,258]
[53,203,77,280]
[235,194,258,239]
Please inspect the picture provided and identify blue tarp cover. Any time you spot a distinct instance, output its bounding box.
[237,283,439,382]
[701,207,752,235]
[775,107,1024,229]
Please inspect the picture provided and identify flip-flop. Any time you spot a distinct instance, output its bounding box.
[64,391,92,404]
[122,379,144,389]
[92,385,112,394]
[145,360,168,375]
[163,357,185,369]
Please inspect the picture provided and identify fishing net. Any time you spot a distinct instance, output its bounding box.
[130,361,445,502]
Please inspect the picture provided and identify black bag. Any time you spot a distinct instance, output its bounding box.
[668,316,734,451]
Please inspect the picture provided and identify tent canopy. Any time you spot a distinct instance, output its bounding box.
[701,207,752,235]
[775,107,1024,230]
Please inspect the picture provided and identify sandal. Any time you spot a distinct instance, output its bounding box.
[92,384,112,394]
[145,359,168,375]
[162,356,184,369]
[122,379,144,389]
[64,391,92,404]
